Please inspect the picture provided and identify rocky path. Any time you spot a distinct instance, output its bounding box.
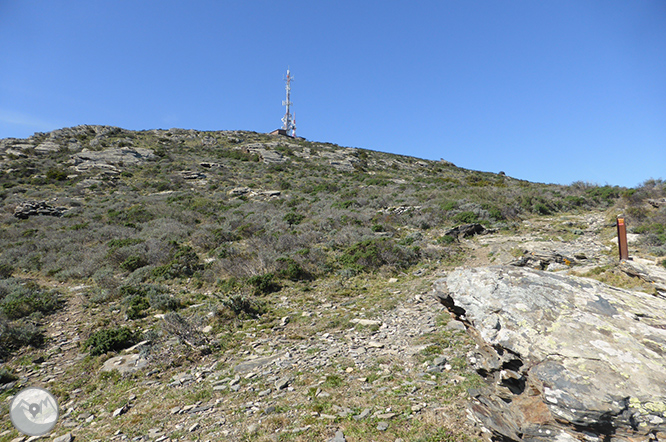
[2,273,479,442]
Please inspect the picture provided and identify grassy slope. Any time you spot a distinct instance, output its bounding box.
[0,126,664,440]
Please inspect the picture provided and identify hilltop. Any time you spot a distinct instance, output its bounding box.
[0,126,665,441]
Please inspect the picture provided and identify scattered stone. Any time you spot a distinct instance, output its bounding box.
[377,421,389,431]
[275,377,290,390]
[376,412,396,420]
[112,404,129,417]
[188,422,200,432]
[354,408,372,420]
[367,341,384,349]
[328,429,346,442]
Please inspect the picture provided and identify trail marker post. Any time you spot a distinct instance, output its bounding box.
[617,216,629,261]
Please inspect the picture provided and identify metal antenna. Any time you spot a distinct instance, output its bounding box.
[281,68,296,136]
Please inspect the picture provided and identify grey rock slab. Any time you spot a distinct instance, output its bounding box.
[434,265,666,441]
[53,434,73,442]
[233,354,281,373]
[620,258,666,294]
[70,147,155,171]
[35,141,61,153]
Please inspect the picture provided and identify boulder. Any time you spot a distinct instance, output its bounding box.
[433,266,666,441]
[444,223,487,239]
[101,354,148,374]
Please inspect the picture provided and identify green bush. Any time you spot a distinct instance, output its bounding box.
[46,168,68,181]
[120,255,148,272]
[283,212,305,226]
[149,293,181,312]
[437,235,456,245]
[218,294,265,319]
[0,317,44,357]
[0,264,13,279]
[0,280,63,319]
[152,243,201,279]
[247,273,281,295]
[126,295,150,319]
[83,326,141,356]
[276,257,311,281]
[338,238,419,272]
[453,211,479,224]
[533,203,552,215]
[0,366,18,384]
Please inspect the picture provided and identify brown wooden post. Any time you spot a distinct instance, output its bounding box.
[617,216,629,261]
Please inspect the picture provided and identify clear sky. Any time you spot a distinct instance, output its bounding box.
[1,1,664,188]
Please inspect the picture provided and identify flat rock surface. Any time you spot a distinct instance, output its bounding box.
[434,266,666,441]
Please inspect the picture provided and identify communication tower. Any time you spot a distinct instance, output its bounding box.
[281,69,296,137]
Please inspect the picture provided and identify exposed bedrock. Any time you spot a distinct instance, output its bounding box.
[433,266,666,442]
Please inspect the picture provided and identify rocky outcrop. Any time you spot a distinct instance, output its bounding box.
[14,201,68,219]
[444,223,489,240]
[70,147,156,172]
[620,258,666,296]
[647,198,666,209]
[433,266,666,442]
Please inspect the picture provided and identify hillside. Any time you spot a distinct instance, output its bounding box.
[0,126,665,441]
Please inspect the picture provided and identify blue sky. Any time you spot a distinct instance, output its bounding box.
[1,1,664,187]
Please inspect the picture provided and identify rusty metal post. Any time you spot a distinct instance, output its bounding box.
[617,216,629,261]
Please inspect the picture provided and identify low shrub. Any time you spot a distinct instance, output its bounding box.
[276,257,311,281]
[0,264,13,279]
[0,279,63,319]
[46,168,68,181]
[283,212,305,226]
[247,273,281,295]
[83,326,141,356]
[120,255,148,272]
[437,235,456,245]
[126,295,150,319]
[453,211,479,224]
[338,238,420,272]
[0,366,18,384]
[0,317,44,357]
[152,243,201,279]
[218,293,265,320]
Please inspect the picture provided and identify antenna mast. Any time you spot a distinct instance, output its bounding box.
[281,69,296,137]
